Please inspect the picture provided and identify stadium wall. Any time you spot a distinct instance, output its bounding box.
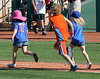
[81,0,96,31]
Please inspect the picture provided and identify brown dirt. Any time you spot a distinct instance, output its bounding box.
[0,31,100,73]
[0,31,100,42]
[0,61,100,73]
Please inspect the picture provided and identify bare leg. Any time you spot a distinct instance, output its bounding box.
[80,46,92,69]
[38,20,47,35]
[80,46,90,63]
[38,20,44,29]
[22,46,38,62]
[62,54,75,66]
[22,46,33,56]
[13,46,19,64]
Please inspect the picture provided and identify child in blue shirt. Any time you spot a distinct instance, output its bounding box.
[7,10,38,68]
[67,11,92,69]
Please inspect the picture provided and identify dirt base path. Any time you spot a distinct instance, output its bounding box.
[0,31,100,73]
[0,31,100,42]
[0,61,100,73]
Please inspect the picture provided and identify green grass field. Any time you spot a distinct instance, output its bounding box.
[0,70,100,79]
[0,40,100,79]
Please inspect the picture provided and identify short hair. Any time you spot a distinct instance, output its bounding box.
[51,3,61,15]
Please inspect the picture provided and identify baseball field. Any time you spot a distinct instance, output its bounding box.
[0,31,100,79]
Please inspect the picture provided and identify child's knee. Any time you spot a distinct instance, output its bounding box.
[82,51,86,55]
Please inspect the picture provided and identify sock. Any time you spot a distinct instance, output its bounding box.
[68,46,72,58]
[72,64,76,67]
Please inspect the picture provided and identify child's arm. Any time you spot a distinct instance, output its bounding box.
[27,30,28,34]
[32,0,37,12]
[12,29,17,41]
[64,17,74,37]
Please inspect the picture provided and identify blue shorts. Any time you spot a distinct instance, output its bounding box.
[71,41,85,47]
[13,41,29,47]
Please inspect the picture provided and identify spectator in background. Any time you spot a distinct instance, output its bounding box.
[46,0,55,14]
[46,0,55,31]
[61,0,69,29]
[45,0,50,5]
[62,0,68,11]
[32,0,47,35]
[18,0,27,17]
[22,0,27,16]
[22,0,27,5]
[68,0,81,22]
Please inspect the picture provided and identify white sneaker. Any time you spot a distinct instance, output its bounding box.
[7,63,16,68]
[87,62,92,69]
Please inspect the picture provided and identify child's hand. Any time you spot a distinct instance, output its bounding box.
[11,37,14,41]
[70,31,74,37]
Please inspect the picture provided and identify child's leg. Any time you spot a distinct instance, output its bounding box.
[80,46,91,63]
[54,41,59,50]
[54,41,79,71]
[22,46,33,56]
[67,44,73,58]
[22,46,38,63]
[62,54,75,65]
[67,44,75,64]
[13,46,19,64]
[58,41,75,65]
[7,46,18,68]
[80,46,92,69]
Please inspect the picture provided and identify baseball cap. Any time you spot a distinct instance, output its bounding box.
[70,11,81,18]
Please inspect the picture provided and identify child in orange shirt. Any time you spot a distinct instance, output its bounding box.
[50,3,79,71]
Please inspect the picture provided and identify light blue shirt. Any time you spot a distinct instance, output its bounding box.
[72,22,85,43]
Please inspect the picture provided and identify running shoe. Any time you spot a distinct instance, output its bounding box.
[87,62,92,69]
[33,53,39,63]
[70,64,79,71]
[7,63,16,68]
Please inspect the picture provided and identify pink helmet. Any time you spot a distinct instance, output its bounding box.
[11,10,27,21]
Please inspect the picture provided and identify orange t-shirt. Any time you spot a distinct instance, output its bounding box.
[50,14,69,41]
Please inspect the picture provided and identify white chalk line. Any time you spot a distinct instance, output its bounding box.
[0,62,30,66]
